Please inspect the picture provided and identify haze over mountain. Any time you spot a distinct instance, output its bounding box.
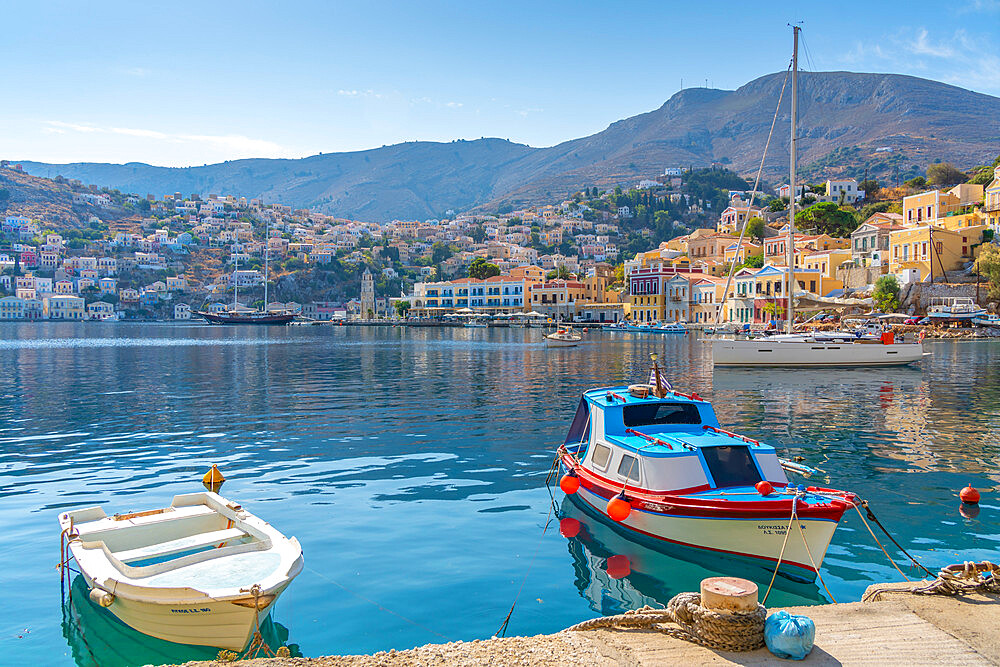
[16,71,1000,221]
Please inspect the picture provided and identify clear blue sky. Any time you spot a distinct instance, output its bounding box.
[3,0,998,167]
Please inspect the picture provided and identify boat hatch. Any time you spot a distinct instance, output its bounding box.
[701,445,763,488]
[622,402,701,427]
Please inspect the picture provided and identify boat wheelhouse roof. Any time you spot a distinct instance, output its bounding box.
[568,386,778,457]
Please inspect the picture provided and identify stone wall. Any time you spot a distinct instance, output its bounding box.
[837,265,883,289]
[898,282,989,315]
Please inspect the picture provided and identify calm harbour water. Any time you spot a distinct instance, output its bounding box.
[1,322,998,666]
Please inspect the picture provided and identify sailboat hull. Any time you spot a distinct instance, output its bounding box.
[197,312,296,325]
[712,339,924,367]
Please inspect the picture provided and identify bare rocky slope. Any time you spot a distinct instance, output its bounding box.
[15,71,1000,221]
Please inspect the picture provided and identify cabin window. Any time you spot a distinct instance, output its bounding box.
[591,444,612,469]
[617,454,640,482]
[622,403,701,427]
[702,445,762,488]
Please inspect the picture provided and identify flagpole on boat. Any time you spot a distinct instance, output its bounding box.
[787,25,799,334]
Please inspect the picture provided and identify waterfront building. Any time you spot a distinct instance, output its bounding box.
[43,295,85,320]
[86,301,114,320]
[0,295,24,320]
[529,278,587,320]
[174,303,191,320]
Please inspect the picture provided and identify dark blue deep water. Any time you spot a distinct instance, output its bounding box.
[1,323,998,665]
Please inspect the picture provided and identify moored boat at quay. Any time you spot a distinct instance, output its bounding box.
[556,362,856,582]
[58,492,302,651]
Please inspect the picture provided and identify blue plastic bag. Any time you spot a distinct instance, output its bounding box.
[764,610,815,660]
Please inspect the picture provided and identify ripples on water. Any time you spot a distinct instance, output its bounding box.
[1,322,998,665]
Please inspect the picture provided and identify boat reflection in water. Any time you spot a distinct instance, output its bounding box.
[558,498,825,617]
[61,575,299,667]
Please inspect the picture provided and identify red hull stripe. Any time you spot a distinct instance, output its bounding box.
[573,491,817,574]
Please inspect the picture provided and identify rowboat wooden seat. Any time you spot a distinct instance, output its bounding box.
[113,527,246,563]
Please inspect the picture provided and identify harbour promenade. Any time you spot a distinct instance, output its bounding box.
[175,584,1000,665]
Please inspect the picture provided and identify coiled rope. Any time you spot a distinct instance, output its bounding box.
[567,594,766,652]
[864,561,1000,601]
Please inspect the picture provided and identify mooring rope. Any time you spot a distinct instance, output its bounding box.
[762,496,797,605]
[863,561,1000,601]
[567,595,766,652]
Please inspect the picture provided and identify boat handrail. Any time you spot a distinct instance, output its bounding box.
[703,424,762,447]
[624,427,677,451]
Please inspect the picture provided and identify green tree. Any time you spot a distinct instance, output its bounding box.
[905,176,927,188]
[546,265,572,280]
[469,225,486,244]
[745,217,766,243]
[795,202,859,237]
[926,162,966,186]
[467,257,500,279]
[858,179,879,199]
[859,200,899,222]
[136,199,151,213]
[740,254,765,269]
[394,300,410,318]
[967,154,1000,185]
[974,244,1000,300]
[768,198,786,212]
[431,241,454,264]
[872,275,900,312]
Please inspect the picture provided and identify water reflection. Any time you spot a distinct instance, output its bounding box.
[61,575,299,667]
[558,498,825,614]
[0,325,997,664]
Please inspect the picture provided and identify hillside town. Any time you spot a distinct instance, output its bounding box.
[1,159,999,324]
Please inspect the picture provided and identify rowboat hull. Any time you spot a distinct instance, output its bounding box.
[76,570,287,650]
[712,338,924,367]
[568,476,838,582]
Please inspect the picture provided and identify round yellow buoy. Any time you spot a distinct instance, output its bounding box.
[202,464,226,491]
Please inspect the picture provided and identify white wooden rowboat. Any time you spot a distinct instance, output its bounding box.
[58,491,302,651]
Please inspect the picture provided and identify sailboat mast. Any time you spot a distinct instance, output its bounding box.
[787,25,799,334]
[264,216,269,310]
[233,240,239,310]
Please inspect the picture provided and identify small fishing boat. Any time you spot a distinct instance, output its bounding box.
[556,359,856,581]
[972,313,1000,327]
[625,321,687,334]
[927,297,986,322]
[545,328,582,347]
[58,492,303,651]
[463,319,489,328]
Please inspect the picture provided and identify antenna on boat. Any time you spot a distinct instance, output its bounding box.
[650,353,667,398]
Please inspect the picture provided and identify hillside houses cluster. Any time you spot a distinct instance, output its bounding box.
[620,169,1000,325]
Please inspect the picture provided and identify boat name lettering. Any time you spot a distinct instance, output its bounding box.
[171,608,211,613]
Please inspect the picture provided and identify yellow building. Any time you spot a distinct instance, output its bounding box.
[985,166,1000,231]
[888,224,984,280]
[723,240,763,265]
[797,248,853,280]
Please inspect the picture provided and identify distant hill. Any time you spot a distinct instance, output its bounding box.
[15,71,1000,221]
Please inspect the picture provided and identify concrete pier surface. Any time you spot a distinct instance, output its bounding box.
[178,585,1000,666]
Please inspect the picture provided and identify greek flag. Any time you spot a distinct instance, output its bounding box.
[648,368,673,391]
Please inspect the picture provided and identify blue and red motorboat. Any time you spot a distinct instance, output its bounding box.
[556,363,856,582]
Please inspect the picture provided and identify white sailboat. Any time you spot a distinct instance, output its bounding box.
[58,492,302,650]
[711,27,923,368]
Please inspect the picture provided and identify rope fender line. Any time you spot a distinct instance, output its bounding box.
[566,595,766,653]
[863,561,1000,601]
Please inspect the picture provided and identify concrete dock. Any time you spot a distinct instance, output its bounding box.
[177,583,999,666]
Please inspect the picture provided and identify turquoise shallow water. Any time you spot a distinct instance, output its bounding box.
[1,323,998,665]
